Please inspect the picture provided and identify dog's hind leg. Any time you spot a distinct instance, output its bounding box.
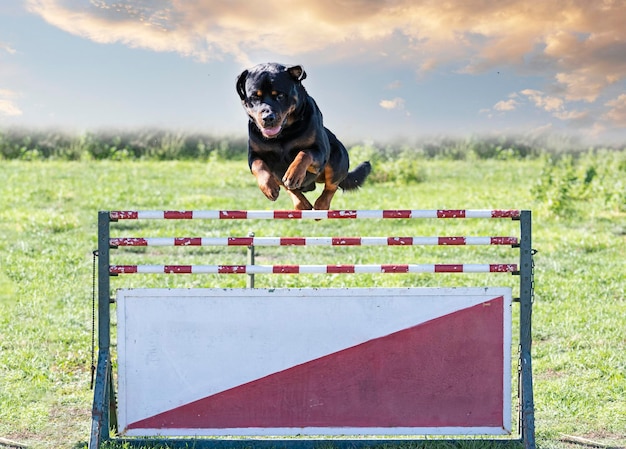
[313,187,338,210]
[313,165,339,210]
[286,189,314,210]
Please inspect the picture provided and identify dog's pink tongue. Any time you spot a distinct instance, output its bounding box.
[263,126,281,137]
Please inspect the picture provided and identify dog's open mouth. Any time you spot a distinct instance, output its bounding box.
[261,125,282,138]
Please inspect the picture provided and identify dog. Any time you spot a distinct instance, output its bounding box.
[236,63,371,210]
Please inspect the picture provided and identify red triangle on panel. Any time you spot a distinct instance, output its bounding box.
[129,296,504,430]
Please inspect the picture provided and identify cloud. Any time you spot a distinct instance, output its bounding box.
[492,88,597,129]
[603,94,626,127]
[520,89,564,112]
[0,89,22,117]
[545,30,626,102]
[0,100,22,117]
[530,123,554,135]
[552,109,587,122]
[25,1,626,114]
[1,42,17,55]
[385,80,402,90]
[493,99,518,112]
[379,97,405,110]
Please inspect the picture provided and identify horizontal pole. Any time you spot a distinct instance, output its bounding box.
[110,263,518,275]
[110,236,519,247]
[109,209,520,220]
[113,437,523,449]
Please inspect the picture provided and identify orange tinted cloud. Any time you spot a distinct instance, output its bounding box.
[520,90,564,113]
[27,0,626,93]
[493,99,519,112]
[604,94,626,127]
[0,89,22,117]
[379,97,405,110]
[26,0,626,124]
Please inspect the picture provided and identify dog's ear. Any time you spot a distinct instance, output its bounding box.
[236,69,249,100]
[288,65,307,82]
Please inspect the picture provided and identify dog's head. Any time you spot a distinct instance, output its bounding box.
[236,63,307,139]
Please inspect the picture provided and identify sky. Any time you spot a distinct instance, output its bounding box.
[1,0,626,144]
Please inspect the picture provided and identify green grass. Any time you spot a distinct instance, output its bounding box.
[0,156,624,449]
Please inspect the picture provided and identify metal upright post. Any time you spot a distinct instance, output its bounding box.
[89,211,113,449]
[247,231,255,288]
[519,210,536,449]
[97,211,111,354]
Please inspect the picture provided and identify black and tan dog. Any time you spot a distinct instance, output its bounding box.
[236,63,371,210]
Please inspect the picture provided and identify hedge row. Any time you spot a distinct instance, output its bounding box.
[1,127,623,161]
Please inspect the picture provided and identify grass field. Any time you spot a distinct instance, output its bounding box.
[0,153,624,449]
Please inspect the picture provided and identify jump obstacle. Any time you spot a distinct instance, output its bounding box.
[90,209,536,449]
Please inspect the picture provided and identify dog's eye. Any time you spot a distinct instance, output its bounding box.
[274,92,286,100]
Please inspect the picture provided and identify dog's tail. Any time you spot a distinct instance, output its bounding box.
[339,161,372,191]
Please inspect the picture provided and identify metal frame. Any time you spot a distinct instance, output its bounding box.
[89,210,535,449]
[518,210,536,448]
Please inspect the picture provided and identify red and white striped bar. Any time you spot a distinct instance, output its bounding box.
[110,263,518,275]
[109,209,520,220]
[110,236,519,247]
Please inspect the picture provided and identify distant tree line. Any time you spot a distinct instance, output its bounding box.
[0,128,248,161]
[0,127,624,161]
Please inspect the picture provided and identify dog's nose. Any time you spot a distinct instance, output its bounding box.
[261,110,276,125]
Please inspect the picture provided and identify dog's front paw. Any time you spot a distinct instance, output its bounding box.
[282,168,306,191]
[283,151,314,190]
[258,177,280,201]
